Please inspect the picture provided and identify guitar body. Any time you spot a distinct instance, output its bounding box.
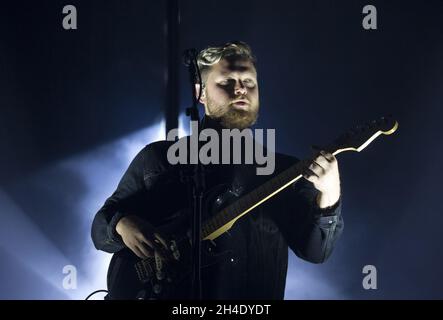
[106,183,240,300]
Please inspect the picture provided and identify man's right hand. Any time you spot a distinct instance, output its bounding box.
[115,215,169,260]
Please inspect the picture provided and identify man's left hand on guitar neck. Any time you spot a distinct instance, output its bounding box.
[302,150,341,209]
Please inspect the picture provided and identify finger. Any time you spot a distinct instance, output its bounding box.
[139,233,164,252]
[301,159,318,181]
[302,167,319,183]
[303,174,318,184]
[314,154,330,168]
[137,243,154,259]
[154,232,169,250]
[309,162,325,176]
[144,234,169,261]
[131,245,148,259]
[319,150,335,162]
[143,232,166,251]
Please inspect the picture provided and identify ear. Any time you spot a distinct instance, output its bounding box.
[195,83,206,105]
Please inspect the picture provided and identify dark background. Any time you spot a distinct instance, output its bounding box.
[1,0,442,299]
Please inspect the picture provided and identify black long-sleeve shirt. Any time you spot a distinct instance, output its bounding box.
[91,134,344,299]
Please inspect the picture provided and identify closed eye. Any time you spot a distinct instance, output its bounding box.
[217,79,235,88]
[243,80,256,88]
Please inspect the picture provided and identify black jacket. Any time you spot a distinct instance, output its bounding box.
[91,131,344,299]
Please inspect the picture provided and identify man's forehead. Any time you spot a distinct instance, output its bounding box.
[215,57,256,75]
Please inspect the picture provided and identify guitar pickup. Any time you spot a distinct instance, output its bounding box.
[135,258,156,283]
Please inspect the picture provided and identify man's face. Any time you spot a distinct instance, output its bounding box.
[198,57,259,129]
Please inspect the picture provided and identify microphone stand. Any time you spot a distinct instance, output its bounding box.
[183,49,205,300]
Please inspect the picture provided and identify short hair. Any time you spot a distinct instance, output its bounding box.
[196,41,257,84]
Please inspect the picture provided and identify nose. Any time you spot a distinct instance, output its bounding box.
[234,81,247,96]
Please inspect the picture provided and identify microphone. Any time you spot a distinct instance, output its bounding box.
[182,48,198,67]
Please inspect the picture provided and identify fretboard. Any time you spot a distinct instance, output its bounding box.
[201,161,304,241]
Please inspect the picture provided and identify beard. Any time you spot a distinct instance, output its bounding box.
[205,95,259,130]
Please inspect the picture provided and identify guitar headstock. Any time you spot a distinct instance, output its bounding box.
[326,116,398,155]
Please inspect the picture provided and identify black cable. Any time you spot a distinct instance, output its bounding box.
[85,289,108,300]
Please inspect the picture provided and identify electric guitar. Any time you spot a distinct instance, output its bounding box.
[106,116,398,299]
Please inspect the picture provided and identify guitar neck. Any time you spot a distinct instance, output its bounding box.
[202,161,305,241]
[201,118,398,241]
